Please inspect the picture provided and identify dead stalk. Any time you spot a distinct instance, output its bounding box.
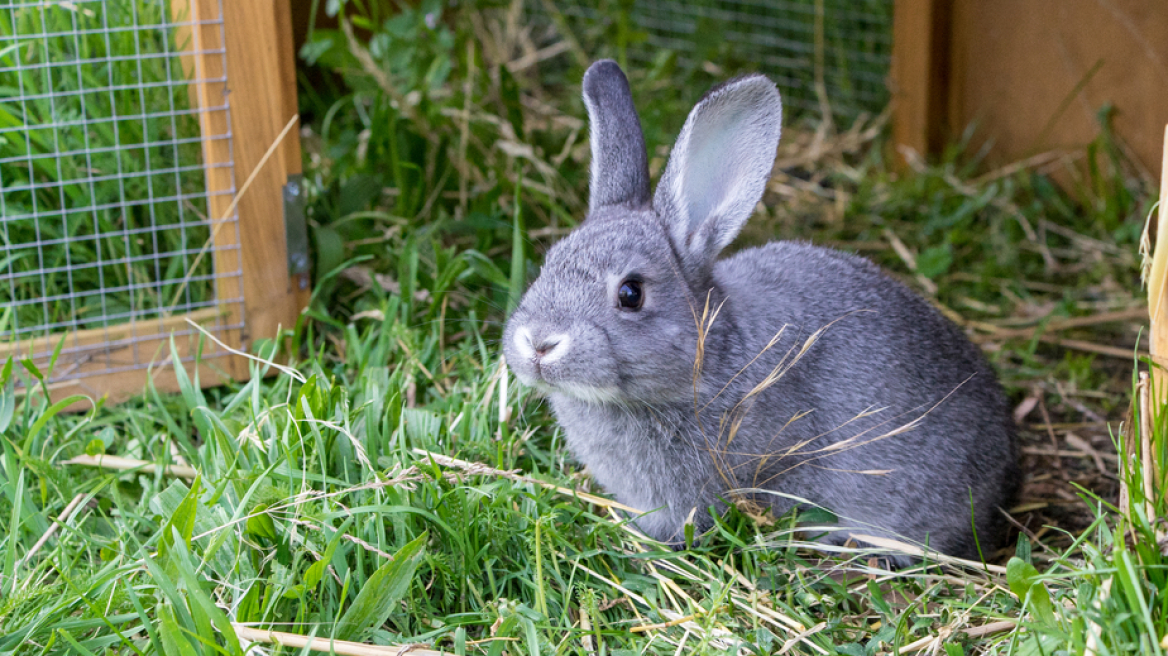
[64,454,198,479]
[234,625,448,656]
[19,492,87,570]
[167,114,299,313]
[412,448,644,515]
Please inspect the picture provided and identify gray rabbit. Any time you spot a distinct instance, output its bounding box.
[503,60,1019,561]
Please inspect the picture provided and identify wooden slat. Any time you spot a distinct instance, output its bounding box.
[928,0,1168,175]
[275,0,312,306]
[6,308,234,410]
[890,0,952,166]
[0,307,224,362]
[275,1,303,177]
[172,0,244,381]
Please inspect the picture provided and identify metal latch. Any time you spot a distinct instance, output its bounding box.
[283,174,310,290]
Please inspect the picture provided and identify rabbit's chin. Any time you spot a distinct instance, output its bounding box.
[521,377,623,406]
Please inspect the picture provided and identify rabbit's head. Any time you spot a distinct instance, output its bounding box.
[503,60,782,405]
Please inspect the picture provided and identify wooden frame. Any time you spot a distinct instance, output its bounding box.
[1,0,306,407]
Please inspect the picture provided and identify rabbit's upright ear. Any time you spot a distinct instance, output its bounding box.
[654,75,781,269]
[583,60,651,212]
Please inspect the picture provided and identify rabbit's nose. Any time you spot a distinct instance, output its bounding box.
[514,326,571,364]
[534,333,569,361]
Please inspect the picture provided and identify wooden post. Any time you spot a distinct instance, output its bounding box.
[1149,124,1168,406]
[890,0,951,167]
[221,0,308,349]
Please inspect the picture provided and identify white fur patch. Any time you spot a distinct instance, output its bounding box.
[555,382,621,405]
[513,326,536,361]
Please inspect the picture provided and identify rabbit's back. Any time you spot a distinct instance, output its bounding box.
[713,241,1018,558]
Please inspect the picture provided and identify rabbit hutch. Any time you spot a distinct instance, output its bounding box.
[0,0,307,406]
[7,0,1164,406]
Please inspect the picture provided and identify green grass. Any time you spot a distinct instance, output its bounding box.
[0,1,213,337]
[1,1,1165,654]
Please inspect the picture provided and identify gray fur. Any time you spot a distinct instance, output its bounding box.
[583,60,651,212]
[504,61,1019,561]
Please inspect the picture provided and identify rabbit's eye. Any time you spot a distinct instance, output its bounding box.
[618,280,643,310]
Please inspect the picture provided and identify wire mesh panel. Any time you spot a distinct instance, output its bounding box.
[0,0,242,384]
[535,0,893,123]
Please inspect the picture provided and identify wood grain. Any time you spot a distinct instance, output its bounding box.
[4,307,235,410]
[898,0,1168,174]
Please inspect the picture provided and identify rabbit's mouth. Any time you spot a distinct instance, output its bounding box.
[505,320,624,403]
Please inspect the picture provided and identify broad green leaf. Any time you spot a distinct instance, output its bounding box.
[335,532,428,641]
[21,358,42,381]
[0,368,14,434]
[916,244,953,279]
[0,378,13,434]
[283,583,307,600]
[45,333,66,378]
[522,617,540,656]
[402,408,441,445]
[237,583,264,624]
[1006,556,1056,627]
[1015,533,1032,562]
[305,518,353,589]
[314,225,345,283]
[167,537,241,655]
[26,394,90,447]
[246,503,278,540]
[157,603,199,656]
[159,477,201,563]
[170,338,213,441]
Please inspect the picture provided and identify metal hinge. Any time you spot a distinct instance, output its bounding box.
[283,174,310,290]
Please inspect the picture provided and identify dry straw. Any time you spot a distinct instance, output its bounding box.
[233,625,449,656]
[1145,124,1168,382]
